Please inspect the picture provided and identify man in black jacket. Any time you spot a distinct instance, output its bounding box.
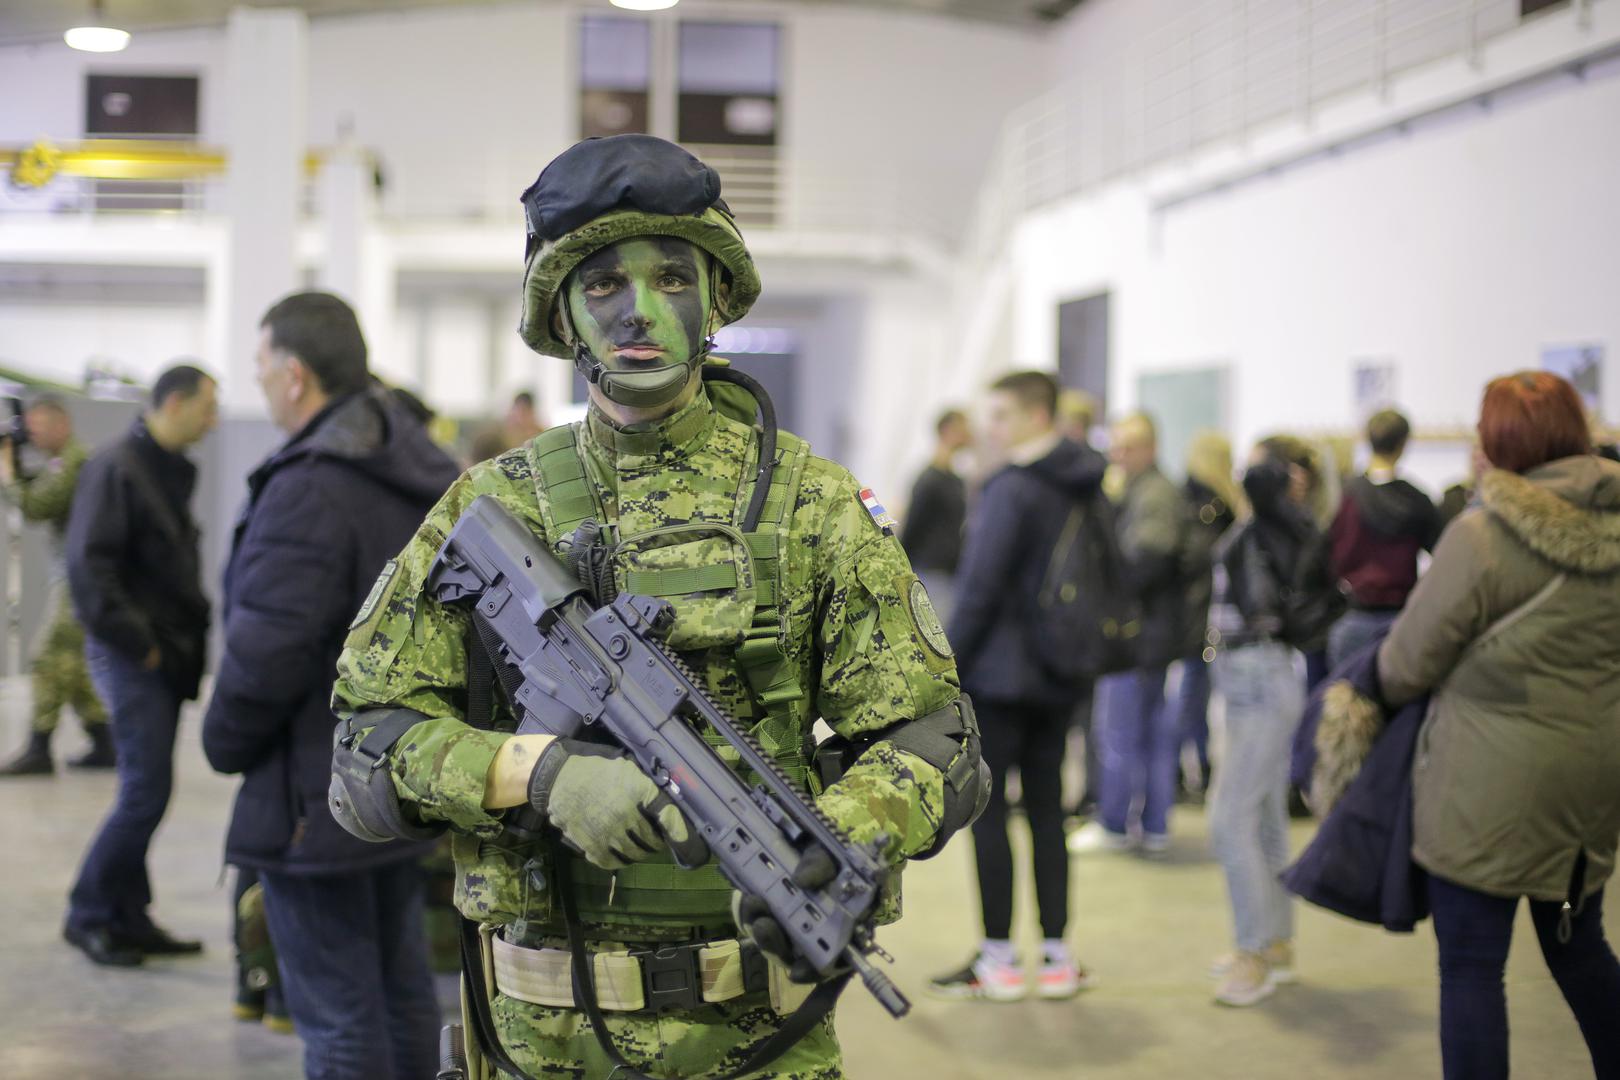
[929,371,1104,1004]
[64,363,218,967]
[202,292,458,1080]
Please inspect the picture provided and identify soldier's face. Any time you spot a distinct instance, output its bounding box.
[564,238,714,373]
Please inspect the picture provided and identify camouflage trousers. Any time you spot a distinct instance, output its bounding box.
[491,992,843,1079]
[31,586,106,734]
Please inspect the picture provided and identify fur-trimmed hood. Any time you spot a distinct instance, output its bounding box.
[1479,455,1620,575]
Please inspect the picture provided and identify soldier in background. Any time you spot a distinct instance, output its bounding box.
[0,395,112,776]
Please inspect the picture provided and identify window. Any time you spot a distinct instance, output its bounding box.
[677,22,779,147]
[580,16,651,139]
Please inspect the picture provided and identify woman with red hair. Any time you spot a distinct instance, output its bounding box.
[1375,371,1620,1079]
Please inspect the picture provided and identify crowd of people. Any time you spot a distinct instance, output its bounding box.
[900,367,1620,1079]
[0,131,1615,1080]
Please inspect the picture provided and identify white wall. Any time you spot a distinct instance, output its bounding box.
[784,7,1044,241]
[305,4,573,222]
[998,56,1620,491]
[0,299,207,385]
[0,28,229,143]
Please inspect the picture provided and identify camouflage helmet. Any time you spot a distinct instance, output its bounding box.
[518,135,762,362]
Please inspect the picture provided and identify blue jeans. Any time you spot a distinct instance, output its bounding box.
[1096,666,1177,838]
[1326,608,1399,672]
[1429,876,1620,1080]
[1210,643,1302,953]
[67,636,182,935]
[1174,655,1213,784]
[260,860,441,1080]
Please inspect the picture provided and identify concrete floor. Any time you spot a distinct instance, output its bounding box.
[0,691,1602,1080]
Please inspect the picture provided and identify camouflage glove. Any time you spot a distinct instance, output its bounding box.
[527,739,708,871]
[733,845,840,984]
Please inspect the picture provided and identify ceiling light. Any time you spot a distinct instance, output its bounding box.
[66,2,129,53]
[65,26,130,52]
[610,0,680,10]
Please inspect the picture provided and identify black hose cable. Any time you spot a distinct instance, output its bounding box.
[702,365,778,533]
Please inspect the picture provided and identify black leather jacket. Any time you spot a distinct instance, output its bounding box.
[1209,461,1343,652]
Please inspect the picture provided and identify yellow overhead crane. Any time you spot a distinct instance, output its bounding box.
[1,139,337,187]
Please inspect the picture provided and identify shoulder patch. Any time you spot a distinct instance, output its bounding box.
[352,559,399,630]
[859,487,897,535]
[907,577,953,660]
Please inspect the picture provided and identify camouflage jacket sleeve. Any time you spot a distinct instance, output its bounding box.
[332,457,538,836]
[810,471,963,866]
[7,441,85,524]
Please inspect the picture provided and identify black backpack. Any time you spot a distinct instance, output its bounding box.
[1026,489,1142,682]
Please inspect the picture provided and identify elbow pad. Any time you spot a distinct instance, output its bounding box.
[329,709,446,844]
[823,696,989,862]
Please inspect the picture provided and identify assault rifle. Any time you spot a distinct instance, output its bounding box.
[425,494,910,1018]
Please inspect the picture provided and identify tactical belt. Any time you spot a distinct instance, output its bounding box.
[492,930,814,1016]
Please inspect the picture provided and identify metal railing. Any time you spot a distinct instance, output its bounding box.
[976,0,1603,242]
[0,137,955,253]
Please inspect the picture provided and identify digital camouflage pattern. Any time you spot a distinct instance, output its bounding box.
[3,439,106,735]
[333,386,961,1078]
[492,984,840,1080]
[31,583,106,734]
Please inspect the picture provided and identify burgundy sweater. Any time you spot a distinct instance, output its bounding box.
[1328,473,1442,610]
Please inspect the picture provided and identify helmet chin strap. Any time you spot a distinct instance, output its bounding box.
[573,341,707,410]
[565,282,724,411]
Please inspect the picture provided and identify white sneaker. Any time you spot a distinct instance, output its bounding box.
[1036,957,1096,1000]
[926,953,1027,1003]
[1213,951,1277,1007]
[1067,821,1120,854]
[1140,832,1170,857]
[1211,941,1295,984]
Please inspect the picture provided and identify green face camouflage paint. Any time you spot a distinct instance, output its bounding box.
[565,238,714,379]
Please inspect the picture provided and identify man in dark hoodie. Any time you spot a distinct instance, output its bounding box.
[929,370,1105,1003]
[201,292,458,1080]
[1326,409,1441,669]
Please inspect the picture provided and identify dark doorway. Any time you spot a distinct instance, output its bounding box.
[1057,291,1110,413]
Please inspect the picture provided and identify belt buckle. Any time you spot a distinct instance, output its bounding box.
[631,943,704,1013]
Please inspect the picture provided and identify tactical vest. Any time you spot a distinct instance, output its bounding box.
[519,414,813,928]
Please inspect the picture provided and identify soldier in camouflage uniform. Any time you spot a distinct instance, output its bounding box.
[0,396,111,776]
[330,135,985,1079]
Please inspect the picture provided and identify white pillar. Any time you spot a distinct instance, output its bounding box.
[218,5,307,417]
[318,136,397,384]
[319,140,368,302]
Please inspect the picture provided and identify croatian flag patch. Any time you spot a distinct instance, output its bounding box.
[859,488,898,534]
